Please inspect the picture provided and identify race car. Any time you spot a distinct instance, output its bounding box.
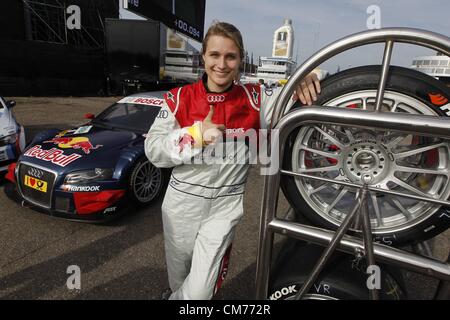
[0,97,26,172]
[4,93,169,222]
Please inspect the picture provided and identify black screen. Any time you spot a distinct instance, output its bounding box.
[126,0,205,42]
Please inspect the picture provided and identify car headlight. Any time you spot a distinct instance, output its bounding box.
[0,134,18,145]
[64,168,114,185]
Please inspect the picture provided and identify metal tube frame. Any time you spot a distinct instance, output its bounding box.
[255,28,450,300]
[293,194,364,299]
[271,27,450,124]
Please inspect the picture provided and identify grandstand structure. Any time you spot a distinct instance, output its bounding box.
[0,0,119,95]
[21,0,118,48]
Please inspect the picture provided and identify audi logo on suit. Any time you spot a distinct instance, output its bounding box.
[207,95,226,103]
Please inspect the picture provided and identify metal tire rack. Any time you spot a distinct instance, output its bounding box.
[255,28,450,300]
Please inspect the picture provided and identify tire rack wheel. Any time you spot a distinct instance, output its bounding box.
[268,240,406,300]
[128,158,165,205]
[281,66,450,246]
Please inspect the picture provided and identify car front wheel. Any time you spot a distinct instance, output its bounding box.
[281,66,450,246]
[128,157,167,206]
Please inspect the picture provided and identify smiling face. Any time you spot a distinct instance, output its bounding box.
[202,35,242,93]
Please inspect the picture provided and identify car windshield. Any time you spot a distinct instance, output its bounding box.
[93,102,161,132]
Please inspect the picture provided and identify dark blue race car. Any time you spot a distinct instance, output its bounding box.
[5,93,169,222]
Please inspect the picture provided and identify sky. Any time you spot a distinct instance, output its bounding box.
[120,0,449,73]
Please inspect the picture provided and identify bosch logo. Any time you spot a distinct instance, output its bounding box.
[27,167,44,179]
[207,95,225,103]
[133,98,164,106]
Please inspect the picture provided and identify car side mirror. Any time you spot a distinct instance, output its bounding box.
[84,113,95,119]
[7,100,16,108]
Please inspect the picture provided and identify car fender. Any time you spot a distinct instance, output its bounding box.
[113,142,146,181]
[28,128,61,148]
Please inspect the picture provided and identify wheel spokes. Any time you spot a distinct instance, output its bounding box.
[389,198,413,220]
[313,126,346,149]
[299,165,340,173]
[393,142,446,159]
[389,176,430,198]
[301,145,339,159]
[291,89,450,234]
[370,191,383,227]
[325,187,349,214]
[395,164,448,177]
[133,162,161,202]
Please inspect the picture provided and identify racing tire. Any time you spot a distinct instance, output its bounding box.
[268,240,406,300]
[128,157,169,206]
[281,65,450,246]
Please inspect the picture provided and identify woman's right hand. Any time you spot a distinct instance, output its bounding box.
[202,106,225,145]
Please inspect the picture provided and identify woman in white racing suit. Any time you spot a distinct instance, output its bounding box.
[145,21,321,300]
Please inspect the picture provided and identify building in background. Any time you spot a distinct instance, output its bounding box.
[0,0,206,96]
[256,19,297,86]
[161,27,203,82]
[125,0,206,83]
[241,19,297,86]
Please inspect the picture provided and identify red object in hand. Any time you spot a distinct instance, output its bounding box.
[179,134,194,152]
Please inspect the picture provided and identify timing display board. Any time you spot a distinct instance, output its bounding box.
[125,0,205,42]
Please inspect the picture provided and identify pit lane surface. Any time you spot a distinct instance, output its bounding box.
[0,97,448,300]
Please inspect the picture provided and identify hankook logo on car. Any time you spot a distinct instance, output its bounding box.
[63,185,100,192]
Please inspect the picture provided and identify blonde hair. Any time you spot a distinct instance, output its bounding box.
[202,21,245,61]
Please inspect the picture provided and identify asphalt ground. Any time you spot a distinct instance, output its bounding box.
[0,97,448,300]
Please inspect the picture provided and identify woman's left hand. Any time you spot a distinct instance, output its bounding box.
[293,72,321,106]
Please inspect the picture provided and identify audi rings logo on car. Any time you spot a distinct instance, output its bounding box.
[27,167,44,179]
[207,95,225,103]
[157,110,169,119]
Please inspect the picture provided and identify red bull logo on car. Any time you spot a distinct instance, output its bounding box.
[24,145,82,167]
[44,137,102,154]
